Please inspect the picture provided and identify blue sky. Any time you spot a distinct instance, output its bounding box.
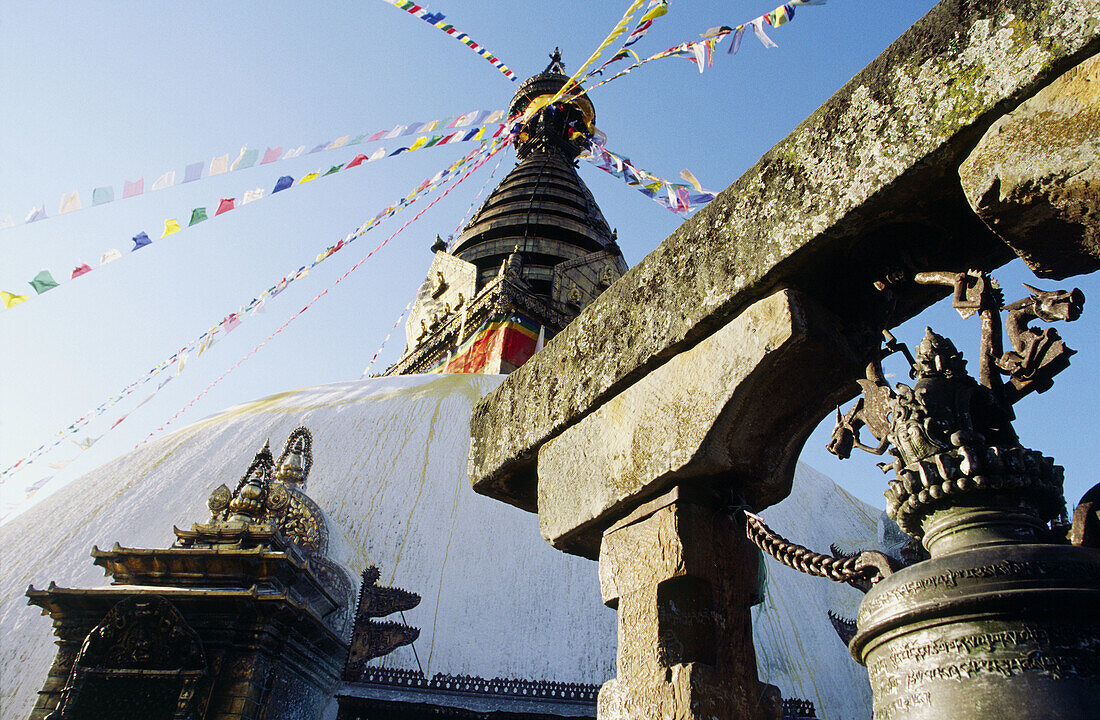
[2,1,1097,521]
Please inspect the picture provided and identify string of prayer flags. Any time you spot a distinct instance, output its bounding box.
[142,135,512,446]
[1,126,509,311]
[71,263,92,279]
[571,0,826,97]
[382,1,517,81]
[3,110,505,231]
[583,142,716,215]
[0,136,510,478]
[587,0,671,78]
[29,270,59,294]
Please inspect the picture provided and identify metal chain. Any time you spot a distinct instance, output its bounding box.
[743,510,874,583]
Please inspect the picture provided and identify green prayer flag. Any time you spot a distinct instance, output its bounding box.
[189,207,208,226]
[29,270,59,294]
[323,164,344,176]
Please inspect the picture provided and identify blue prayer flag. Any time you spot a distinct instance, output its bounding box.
[183,162,203,183]
[273,176,294,193]
[132,231,152,251]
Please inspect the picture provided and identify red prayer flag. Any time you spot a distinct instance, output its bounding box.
[71,263,92,279]
[215,198,235,216]
[345,153,369,168]
[122,178,144,198]
[261,147,282,164]
[367,130,387,142]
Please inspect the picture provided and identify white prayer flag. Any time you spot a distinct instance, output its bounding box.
[59,190,82,214]
[151,171,176,190]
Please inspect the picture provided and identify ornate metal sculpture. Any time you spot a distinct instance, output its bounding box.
[344,566,422,679]
[824,270,1098,720]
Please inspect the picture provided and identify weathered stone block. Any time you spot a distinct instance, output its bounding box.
[469,0,1100,512]
[539,289,860,558]
[960,53,1100,280]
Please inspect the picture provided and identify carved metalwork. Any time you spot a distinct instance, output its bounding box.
[344,566,422,679]
[824,270,1099,720]
[828,271,1081,539]
[51,596,205,720]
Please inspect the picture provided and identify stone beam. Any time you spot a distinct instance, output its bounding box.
[537,289,860,558]
[470,0,1100,512]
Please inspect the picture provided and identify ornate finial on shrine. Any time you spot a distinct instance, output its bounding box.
[275,426,313,488]
[547,47,565,74]
[431,235,448,253]
[828,270,1083,548]
[226,441,275,523]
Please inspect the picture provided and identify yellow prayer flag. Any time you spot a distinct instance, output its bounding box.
[298,172,319,184]
[680,169,703,193]
[409,136,429,152]
[162,218,181,237]
[1,291,29,308]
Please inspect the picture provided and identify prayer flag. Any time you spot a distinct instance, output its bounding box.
[162,218,181,237]
[750,17,778,48]
[282,146,305,159]
[71,263,92,279]
[29,270,58,294]
[680,168,703,193]
[367,129,387,142]
[132,231,152,250]
[423,134,445,147]
[729,25,746,54]
[183,161,204,183]
[151,171,176,190]
[345,153,369,168]
[485,110,506,123]
[189,207,208,226]
[401,124,422,136]
[298,172,318,184]
[110,414,128,430]
[348,134,367,146]
[418,120,441,133]
[370,147,387,161]
[1,291,28,308]
[242,188,264,204]
[323,164,344,176]
[59,190,82,214]
[215,198,235,215]
[92,186,115,205]
[437,132,458,145]
[261,146,282,164]
[100,248,122,265]
[273,176,294,193]
[327,136,351,149]
[767,4,794,26]
[0,216,12,229]
[224,313,242,332]
[384,126,406,139]
[308,143,327,154]
[232,148,260,170]
[449,111,476,128]
[209,154,229,176]
[175,352,188,375]
[123,179,144,198]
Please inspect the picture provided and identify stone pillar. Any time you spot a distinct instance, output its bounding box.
[597,488,779,720]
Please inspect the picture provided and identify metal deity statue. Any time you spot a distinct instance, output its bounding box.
[825,269,1098,720]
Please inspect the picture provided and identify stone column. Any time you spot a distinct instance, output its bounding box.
[597,488,780,720]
